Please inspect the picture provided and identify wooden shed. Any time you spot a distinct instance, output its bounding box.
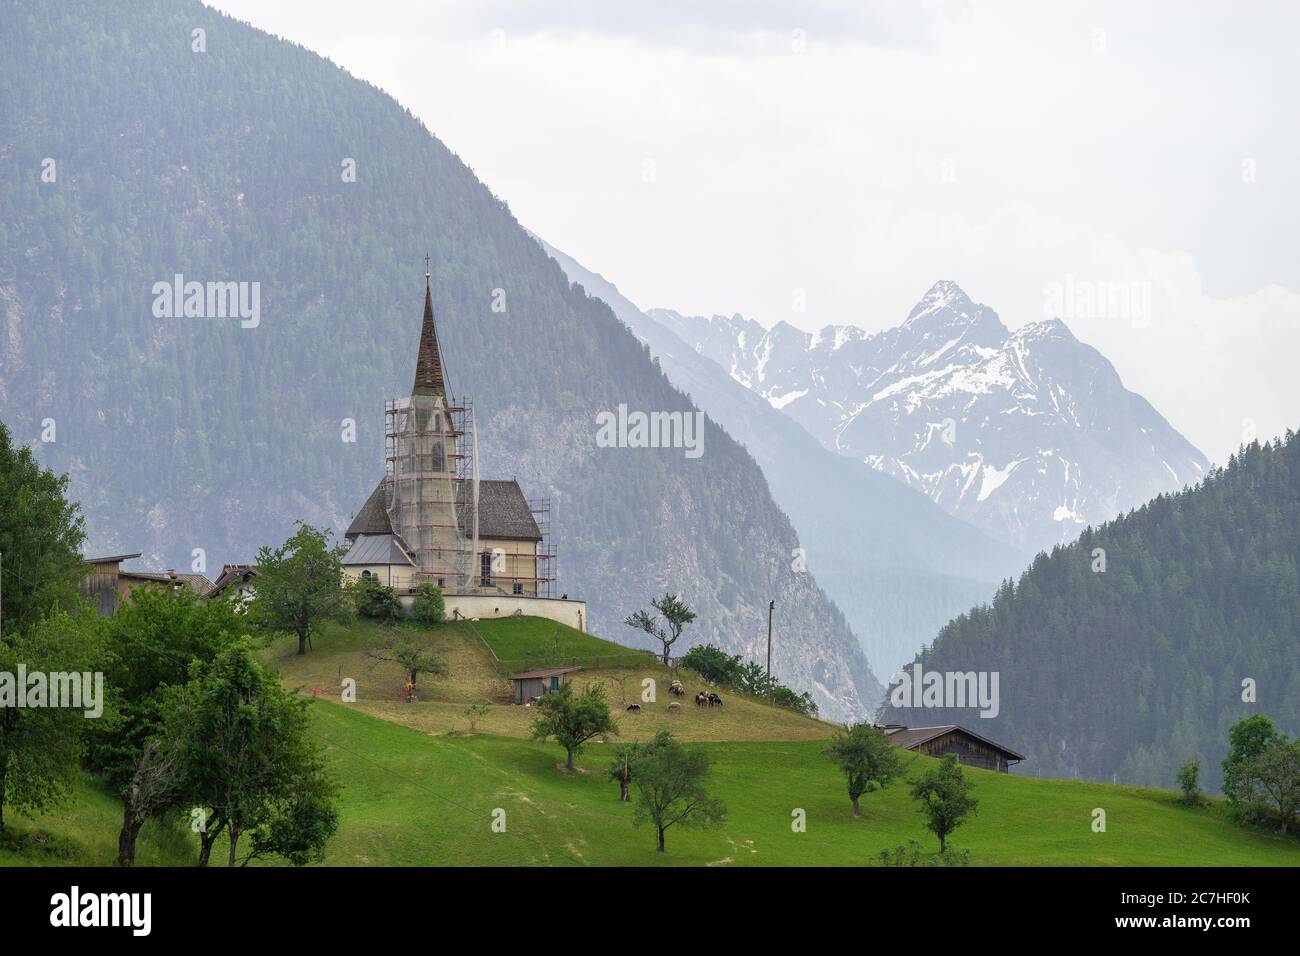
[883,724,1025,773]
[508,666,581,705]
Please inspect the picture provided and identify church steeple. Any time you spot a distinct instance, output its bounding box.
[413,258,447,397]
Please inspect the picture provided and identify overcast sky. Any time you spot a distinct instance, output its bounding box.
[207,0,1299,463]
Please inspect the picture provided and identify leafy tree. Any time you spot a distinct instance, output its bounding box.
[529,682,617,771]
[84,586,248,864]
[0,608,103,833]
[411,582,445,626]
[350,575,402,622]
[366,633,447,690]
[606,742,642,802]
[1223,715,1277,805]
[0,419,86,639]
[910,755,978,852]
[824,722,903,817]
[249,523,350,655]
[680,644,742,685]
[1238,735,1300,834]
[625,593,697,666]
[161,641,338,866]
[1176,758,1202,805]
[630,731,725,852]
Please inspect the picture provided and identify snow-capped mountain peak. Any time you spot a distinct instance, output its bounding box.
[652,284,1208,553]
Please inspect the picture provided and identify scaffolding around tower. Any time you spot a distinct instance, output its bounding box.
[383,392,477,593]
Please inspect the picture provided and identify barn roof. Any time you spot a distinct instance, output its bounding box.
[507,666,582,681]
[118,570,215,595]
[884,724,1025,761]
[345,478,542,542]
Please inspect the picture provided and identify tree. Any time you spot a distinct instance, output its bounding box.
[463,703,488,731]
[248,523,350,655]
[0,419,86,639]
[1176,758,1201,805]
[84,586,247,865]
[680,644,743,685]
[0,608,104,833]
[1223,714,1277,805]
[116,740,178,867]
[366,633,447,689]
[630,731,725,852]
[607,742,642,802]
[162,641,338,866]
[625,593,696,666]
[411,582,445,626]
[824,723,903,817]
[529,682,617,771]
[1239,736,1300,834]
[910,755,978,852]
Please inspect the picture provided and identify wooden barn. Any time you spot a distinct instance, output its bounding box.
[508,666,580,705]
[81,553,213,616]
[883,724,1025,773]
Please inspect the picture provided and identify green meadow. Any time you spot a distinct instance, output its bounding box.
[3,618,1297,866]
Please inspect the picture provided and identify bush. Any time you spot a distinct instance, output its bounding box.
[879,839,971,867]
[352,576,401,622]
[680,643,818,716]
[411,582,445,625]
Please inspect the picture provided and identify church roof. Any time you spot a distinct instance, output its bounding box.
[345,478,542,542]
[342,533,417,567]
[413,280,447,396]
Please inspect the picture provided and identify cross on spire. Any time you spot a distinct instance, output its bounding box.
[424,252,431,278]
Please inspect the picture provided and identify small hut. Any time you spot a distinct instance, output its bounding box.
[508,666,581,705]
[883,724,1025,773]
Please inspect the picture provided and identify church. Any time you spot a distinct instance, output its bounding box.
[341,268,584,631]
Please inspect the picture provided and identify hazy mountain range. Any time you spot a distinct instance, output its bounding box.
[653,282,1209,554]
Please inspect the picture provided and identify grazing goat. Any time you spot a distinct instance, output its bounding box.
[707,692,723,707]
[626,703,642,712]
[695,692,709,707]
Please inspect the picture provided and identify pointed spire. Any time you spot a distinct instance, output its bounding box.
[413,262,447,396]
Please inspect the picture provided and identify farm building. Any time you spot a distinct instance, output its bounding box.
[883,724,1025,773]
[81,552,214,615]
[508,666,581,705]
[207,564,261,603]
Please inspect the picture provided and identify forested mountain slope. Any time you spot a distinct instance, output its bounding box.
[0,0,879,718]
[543,242,1028,678]
[900,433,1300,789]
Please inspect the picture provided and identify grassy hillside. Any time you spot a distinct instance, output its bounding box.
[3,617,1294,867]
[0,774,193,868]
[260,618,835,743]
[287,701,1300,866]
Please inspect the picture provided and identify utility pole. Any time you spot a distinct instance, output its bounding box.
[766,599,775,681]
